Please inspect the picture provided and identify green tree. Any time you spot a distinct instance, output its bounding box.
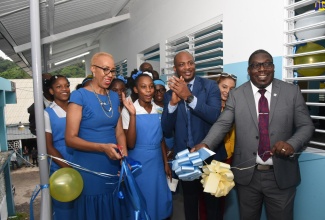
[52,62,86,77]
[0,57,31,79]
[0,56,86,79]
[0,66,31,79]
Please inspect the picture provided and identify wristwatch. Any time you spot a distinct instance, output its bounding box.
[186,94,194,104]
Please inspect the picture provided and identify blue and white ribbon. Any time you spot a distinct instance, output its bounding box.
[117,157,150,220]
[172,148,215,181]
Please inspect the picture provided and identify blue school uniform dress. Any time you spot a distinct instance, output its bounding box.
[69,88,122,220]
[122,100,172,220]
[44,102,74,220]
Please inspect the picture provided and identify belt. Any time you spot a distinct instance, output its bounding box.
[256,164,273,171]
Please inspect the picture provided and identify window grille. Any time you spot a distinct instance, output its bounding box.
[140,45,160,62]
[283,0,325,149]
[138,44,160,74]
[115,59,128,76]
[165,15,223,78]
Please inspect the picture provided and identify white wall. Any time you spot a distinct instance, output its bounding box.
[100,0,285,75]
[223,1,285,64]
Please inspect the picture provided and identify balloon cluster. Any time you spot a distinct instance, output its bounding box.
[49,168,83,202]
[294,42,325,77]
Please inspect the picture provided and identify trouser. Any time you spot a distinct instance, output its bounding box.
[11,161,19,169]
[181,179,223,220]
[236,168,296,220]
[32,158,38,166]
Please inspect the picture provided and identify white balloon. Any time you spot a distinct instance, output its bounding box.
[295,13,325,40]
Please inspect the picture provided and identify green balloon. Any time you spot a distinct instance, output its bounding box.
[294,42,325,77]
[50,168,83,202]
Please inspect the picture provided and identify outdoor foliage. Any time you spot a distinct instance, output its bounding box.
[0,58,30,79]
[51,62,85,77]
[0,57,85,79]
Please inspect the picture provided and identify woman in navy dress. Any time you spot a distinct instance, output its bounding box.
[44,75,73,219]
[65,52,128,220]
[122,72,173,219]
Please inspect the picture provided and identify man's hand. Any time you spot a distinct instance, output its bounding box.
[170,91,181,105]
[168,76,191,100]
[271,141,295,157]
[190,143,209,153]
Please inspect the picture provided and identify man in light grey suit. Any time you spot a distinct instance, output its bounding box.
[192,49,314,220]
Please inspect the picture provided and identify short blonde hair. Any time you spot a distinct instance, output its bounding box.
[91,52,114,65]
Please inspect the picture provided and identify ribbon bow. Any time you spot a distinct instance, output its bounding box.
[132,70,143,80]
[201,160,235,197]
[117,75,128,84]
[132,70,153,80]
[172,148,215,181]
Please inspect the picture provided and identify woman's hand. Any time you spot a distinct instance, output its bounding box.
[101,143,122,160]
[165,163,172,182]
[167,149,174,161]
[122,93,136,115]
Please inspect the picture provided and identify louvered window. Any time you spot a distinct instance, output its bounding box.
[284,0,325,149]
[115,59,128,76]
[140,45,160,63]
[138,44,160,74]
[165,16,223,78]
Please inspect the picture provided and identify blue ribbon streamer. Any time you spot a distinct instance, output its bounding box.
[29,184,49,220]
[117,157,150,220]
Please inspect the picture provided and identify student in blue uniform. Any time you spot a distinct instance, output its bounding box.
[108,75,128,109]
[65,52,128,220]
[44,75,73,220]
[122,71,173,220]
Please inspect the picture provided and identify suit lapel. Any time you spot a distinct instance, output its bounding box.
[269,79,280,123]
[191,76,201,95]
[243,82,259,129]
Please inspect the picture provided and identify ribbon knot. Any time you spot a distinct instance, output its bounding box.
[172,148,215,181]
[201,160,235,197]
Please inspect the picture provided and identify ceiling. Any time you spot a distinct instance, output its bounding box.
[0,0,134,76]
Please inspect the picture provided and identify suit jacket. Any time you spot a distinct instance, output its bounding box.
[162,76,227,161]
[202,78,315,189]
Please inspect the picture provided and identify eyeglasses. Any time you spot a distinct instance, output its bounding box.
[220,72,237,80]
[249,62,274,70]
[92,65,117,76]
[155,88,166,94]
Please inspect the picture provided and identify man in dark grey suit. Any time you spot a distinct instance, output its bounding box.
[192,49,314,220]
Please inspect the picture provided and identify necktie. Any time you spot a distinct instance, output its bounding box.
[187,84,194,148]
[258,89,271,161]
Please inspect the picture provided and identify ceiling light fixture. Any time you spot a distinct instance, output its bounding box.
[18,122,25,131]
[54,52,90,66]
